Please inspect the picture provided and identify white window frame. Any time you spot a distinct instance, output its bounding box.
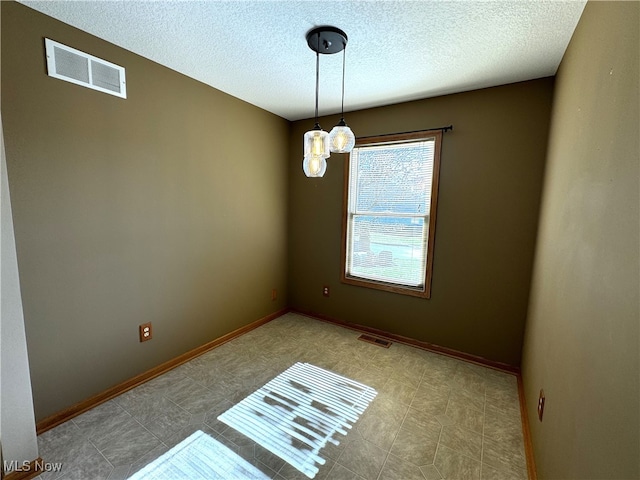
[341,130,443,298]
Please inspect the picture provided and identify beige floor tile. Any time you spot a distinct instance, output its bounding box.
[337,435,387,480]
[355,407,403,451]
[278,455,335,480]
[325,463,363,480]
[390,418,440,466]
[439,424,483,460]
[410,383,450,415]
[448,385,486,413]
[37,422,111,480]
[483,404,523,444]
[116,388,181,424]
[380,377,418,405]
[143,402,191,442]
[353,366,390,391]
[34,313,528,480]
[378,453,427,480]
[450,367,486,397]
[126,443,171,478]
[481,435,527,478]
[480,461,527,480]
[203,397,237,433]
[420,463,444,480]
[444,397,484,433]
[404,406,444,431]
[434,445,481,480]
[92,417,160,466]
[71,399,131,439]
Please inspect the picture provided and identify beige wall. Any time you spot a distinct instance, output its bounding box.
[522,2,639,479]
[1,2,289,421]
[288,79,554,367]
[1,114,39,469]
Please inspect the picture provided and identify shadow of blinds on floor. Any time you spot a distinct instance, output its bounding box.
[218,362,377,479]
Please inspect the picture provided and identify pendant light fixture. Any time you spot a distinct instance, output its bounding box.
[302,29,329,177]
[303,26,352,177]
[329,42,355,153]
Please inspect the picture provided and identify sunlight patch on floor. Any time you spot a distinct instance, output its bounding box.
[128,429,270,480]
[218,362,378,479]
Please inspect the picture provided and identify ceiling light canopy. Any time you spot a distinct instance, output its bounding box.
[303,26,355,178]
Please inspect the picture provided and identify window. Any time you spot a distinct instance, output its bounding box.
[341,130,443,298]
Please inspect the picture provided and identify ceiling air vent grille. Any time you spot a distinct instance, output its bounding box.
[45,38,126,99]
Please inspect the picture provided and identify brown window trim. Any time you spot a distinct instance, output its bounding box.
[340,130,443,299]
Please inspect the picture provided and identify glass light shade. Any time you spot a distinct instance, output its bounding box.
[329,122,356,153]
[302,154,327,177]
[304,128,330,159]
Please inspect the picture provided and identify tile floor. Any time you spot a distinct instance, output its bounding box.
[36,313,529,480]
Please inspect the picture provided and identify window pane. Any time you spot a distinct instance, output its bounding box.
[347,215,427,288]
[353,141,434,215]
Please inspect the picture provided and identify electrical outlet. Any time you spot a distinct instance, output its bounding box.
[323,285,330,297]
[271,288,277,301]
[537,389,545,421]
[139,322,152,342]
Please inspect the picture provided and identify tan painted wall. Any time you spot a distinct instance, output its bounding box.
[1,2,289,421]
[288,79,554,367]
[521,2,639,479]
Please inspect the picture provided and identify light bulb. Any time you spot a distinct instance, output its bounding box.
[312,134,325,156]
[304,128,330,159]
[302,155,327,177]
[329,120,356,153]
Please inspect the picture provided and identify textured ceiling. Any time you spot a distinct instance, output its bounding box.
[19,1,586,121]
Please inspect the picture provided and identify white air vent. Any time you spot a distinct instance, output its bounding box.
[45,38,126,99]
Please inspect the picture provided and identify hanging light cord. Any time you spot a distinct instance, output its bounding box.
[340,43,346,119]
[314,33,320,128]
